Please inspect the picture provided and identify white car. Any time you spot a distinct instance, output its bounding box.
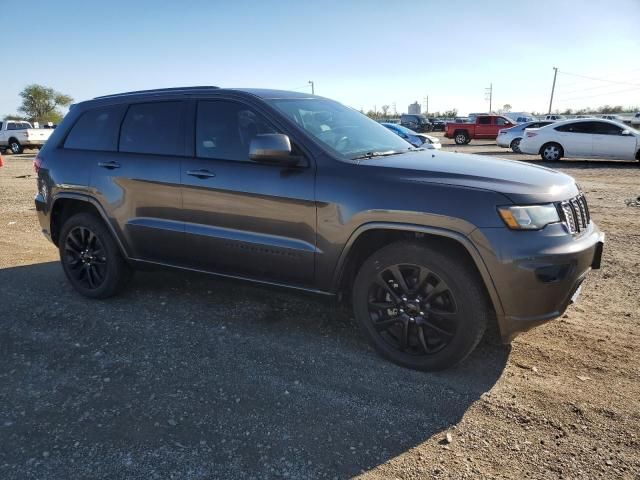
[631,112,640,127]
[600,114,625,122]
[519,118,640,162]
[417,133,442,149]
[0,120,53,154]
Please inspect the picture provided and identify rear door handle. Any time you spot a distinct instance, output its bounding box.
[98,161,121,169]
[186,169,216,179]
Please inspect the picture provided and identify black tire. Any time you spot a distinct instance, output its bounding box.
[58,212,132,299]
[8,139,23,155]
[510,137,522,153]
[454,131,469,145]
[352,241,489,371]
[540,142,563,161]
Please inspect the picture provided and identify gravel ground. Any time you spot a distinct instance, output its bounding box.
[0,140,638,479]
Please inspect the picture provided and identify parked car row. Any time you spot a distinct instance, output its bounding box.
[519,119,640,162]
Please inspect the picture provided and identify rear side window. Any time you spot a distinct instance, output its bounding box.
[119,102,185,156]
[64,105,126,151]
[478,117,491,125]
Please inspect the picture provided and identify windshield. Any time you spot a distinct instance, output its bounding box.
[269,98,412,159]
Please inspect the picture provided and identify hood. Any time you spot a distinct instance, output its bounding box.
[358,150,578,204]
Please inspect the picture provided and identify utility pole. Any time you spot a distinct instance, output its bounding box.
[548,67,558,114]
[425,95,429,115]
[392,102,397,115]
[308,80,315,95]
[485,83,493,112]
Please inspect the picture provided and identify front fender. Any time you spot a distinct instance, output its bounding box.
[330,221,505,320]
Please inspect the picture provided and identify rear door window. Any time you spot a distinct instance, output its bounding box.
[478,117,491,125]
[64,105,126,151]
[119,102,185,156]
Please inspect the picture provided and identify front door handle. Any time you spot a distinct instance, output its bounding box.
[98,161,121,169]
[186,169,216,179]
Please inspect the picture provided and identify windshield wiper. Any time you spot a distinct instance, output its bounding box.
[352,147,426,160]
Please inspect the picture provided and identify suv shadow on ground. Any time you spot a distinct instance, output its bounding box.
[0,262,509,478]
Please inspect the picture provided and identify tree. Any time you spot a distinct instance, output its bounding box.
[502,104,512,113]
[381,105,390,117]
[3,114,29,121]
[17,84,73,124]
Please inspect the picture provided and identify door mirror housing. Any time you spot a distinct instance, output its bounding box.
[621,129,632,136]
[249,134,298,166]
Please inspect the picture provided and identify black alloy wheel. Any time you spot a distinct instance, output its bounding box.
[58,212,132,298]
[64,226,108,290]
[352,242,489,371]
[367,264,458,355]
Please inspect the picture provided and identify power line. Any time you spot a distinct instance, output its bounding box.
[558,70,640,88]
[555,67,640,89]
[555,86,640,103]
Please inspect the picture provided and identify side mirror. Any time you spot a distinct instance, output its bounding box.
[249,134,298,166]
[621,129,632,136]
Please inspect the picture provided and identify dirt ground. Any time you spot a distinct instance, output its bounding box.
[0,139,638,479]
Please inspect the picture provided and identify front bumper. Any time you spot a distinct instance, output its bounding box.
[471,222,604,342]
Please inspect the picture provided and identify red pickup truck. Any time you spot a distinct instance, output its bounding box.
[445,115,515,144]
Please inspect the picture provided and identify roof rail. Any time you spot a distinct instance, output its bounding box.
[94,86,219,99]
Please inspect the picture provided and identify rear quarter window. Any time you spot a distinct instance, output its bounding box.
[119,102,185,156]
[64,105,126,151]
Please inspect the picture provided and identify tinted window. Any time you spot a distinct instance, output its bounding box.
[478,117,491,125]
[555,122,586,133]
[119,102,185,155]
[196,101,278,161]
[591,121,622,135]
[64,105,126,151]
[495,117,510,125]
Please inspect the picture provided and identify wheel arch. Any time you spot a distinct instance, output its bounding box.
[50,194,129,258]
[332,222,505,319]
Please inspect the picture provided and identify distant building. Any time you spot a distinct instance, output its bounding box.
[408,102,421,114]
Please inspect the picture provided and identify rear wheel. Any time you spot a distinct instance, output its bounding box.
[540,142,563,161]
[454,131,469,145]
[510,137,522,153]
[352,241,489,371]
[59,213,132,298]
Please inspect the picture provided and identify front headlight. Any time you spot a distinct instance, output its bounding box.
[498,204,560,230]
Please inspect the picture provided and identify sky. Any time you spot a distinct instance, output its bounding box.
[2,0,639,117]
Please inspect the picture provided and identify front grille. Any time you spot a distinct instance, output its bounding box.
[559,194,591,234]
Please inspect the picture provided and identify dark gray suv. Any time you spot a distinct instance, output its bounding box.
[34,87,604,371]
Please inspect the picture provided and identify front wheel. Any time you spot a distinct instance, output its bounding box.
[59,212,132,298]
[352,242,489,371]
[510,138,522,153]
[8,140,23,154]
